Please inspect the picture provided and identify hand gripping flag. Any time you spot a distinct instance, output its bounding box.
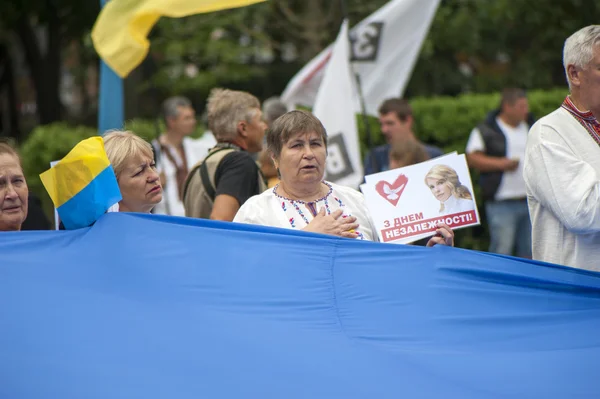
[91,0,266,78]
[40,137,122,230]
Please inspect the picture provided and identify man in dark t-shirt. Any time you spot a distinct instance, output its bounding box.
[212,147,263,214]
[183,88,268,221]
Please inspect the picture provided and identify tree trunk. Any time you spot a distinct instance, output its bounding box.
[17,15,63,125]
[0,43,21,139]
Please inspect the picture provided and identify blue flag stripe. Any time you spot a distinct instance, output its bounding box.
[57,165,121,229]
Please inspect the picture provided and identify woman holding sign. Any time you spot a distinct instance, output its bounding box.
[234,110,454,247]
[425,165,476,216]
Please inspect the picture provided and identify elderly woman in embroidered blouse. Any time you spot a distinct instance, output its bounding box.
[234,110,454,246]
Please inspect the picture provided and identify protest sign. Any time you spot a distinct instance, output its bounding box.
[362,153,480,244]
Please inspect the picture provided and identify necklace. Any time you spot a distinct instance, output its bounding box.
[274,182,333,225]
[273,183,366,240]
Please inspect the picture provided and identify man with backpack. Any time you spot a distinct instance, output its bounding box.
[183,88,267,221]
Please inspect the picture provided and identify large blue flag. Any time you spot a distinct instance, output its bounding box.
[1,213,599,398]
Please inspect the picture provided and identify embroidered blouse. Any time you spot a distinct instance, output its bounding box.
[233,181,377,241]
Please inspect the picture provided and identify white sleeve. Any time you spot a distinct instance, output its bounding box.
[465,127,485,154]
[233,195,267,226]
[352,189,380,242]
[233,199,257,224]
[523,125,600,233]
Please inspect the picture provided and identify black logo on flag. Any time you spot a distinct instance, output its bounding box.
[350,22,384,62]
[325,133,355,181]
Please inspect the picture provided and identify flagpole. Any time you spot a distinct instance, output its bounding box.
[98,0,124,134]
[339,0,374,151]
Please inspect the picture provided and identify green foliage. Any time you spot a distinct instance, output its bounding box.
[123,119,160,143]
[405,0,600,96]
[140,0,596,103]
[144,0,389,101]
[357,88,568,155]
[122,119,206,141]
[19,123,97,216]
[147,6,271,97]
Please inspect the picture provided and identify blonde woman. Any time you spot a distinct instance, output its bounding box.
[425,165,475,215]
[103,131,163,213]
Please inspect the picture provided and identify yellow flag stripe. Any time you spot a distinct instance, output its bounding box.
[40,137,112,207]
[91,0,267,78]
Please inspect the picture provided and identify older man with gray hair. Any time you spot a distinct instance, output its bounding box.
[258,96,289,187]
[152,96,216,216]
[262,96,288,126]
[183,88,267,221]
[523,25,600,270]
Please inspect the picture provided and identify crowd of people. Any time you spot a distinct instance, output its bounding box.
[1,25,598,271]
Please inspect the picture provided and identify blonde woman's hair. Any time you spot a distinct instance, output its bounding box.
[207,88,261,142]
[102,130,154,178]
[425,164,472,212]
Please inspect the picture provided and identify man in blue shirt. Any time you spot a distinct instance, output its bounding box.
[363,98,443,176]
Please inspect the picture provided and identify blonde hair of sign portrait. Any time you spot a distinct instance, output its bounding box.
[424,164,472,213]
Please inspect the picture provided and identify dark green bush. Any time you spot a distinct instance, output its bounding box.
[357,87,567,155]
[122,118,206,142]
[123,119,160,142]
[20,123,97,217]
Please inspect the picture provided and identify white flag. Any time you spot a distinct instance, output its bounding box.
[313,20,362,189]
[282,0,441,115]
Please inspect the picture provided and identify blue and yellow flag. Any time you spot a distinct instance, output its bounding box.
[91,0,266,78]
[40,137,122,230]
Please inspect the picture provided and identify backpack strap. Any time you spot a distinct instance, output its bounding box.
[182,146,234,202]
[200,161,216,201]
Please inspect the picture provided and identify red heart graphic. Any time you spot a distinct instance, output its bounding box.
[375,174,409,206]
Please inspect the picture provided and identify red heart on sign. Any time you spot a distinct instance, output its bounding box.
[375,174,409,206]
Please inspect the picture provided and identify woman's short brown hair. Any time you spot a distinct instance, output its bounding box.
[266,110,328,159]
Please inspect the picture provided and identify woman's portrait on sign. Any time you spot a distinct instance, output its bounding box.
[424,165,476,216]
